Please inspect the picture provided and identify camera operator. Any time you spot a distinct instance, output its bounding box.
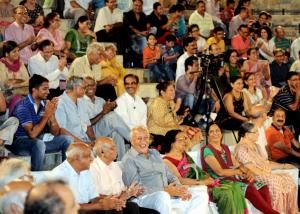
[176,55,221,115]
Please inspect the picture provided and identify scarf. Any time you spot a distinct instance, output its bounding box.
[0,58,21,72]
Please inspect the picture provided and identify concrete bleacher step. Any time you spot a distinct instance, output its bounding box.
[137,83,158,98]
[126,68,151,83]
[7,151,62,171]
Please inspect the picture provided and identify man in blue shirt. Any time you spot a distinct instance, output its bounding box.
[7,74,72,171]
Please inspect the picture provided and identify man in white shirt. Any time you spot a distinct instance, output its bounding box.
[114,74,147,130]
[64,0,92,22]
[188,0,214,39]
[90,137,160,214]
[78,77,130,160]
[291,36,300,61]
[248,104,269,160]
[52,142,126,213]
[176,37,198,81]
[28,40,68,99]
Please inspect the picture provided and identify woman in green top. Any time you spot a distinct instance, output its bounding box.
[162,129,247,214]
[224,49,240,81]
[65,16,96,59]
[201,122,279,214]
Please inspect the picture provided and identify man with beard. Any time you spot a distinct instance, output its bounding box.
[266,108,300,169]
[7,75,72,171]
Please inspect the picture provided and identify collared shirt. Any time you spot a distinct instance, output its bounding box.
[273,36,291,52]
[94,6,123,32]
[114,92,147,130]
[122,147,179,195]
[265,124,294,161]
[188,11,214,38]
[290,59,300,72]
[176,74,196,99]
[269,60,290,87]
[231,34,251,59]
[206,37,225,53]
[290,37,300,60]
[90,157,125,195]
[28,52,68,89]
[68,55,102,81]
[63,0,91,16]
[176,52,190,81]
[13,94,45,137]
[52,160,98,204]
[37,28,65,51]
[79,95,105,119]
[270,85,296,115]
[55,92,91,142]
[4,22,35,64]
[229,15,248,38]
[124,10,148,35]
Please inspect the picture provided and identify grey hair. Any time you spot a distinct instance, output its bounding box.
[66,76,84,91]
[65,145,85,159]
[0,159,30,189]
[86,42,105,55]
[104,43,117,52]
[93,139,113,156]
[130,126,149,141]
[0,191,27,214]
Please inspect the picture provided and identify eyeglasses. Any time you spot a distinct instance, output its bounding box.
[176,137,188,141]
[16,12,28,16]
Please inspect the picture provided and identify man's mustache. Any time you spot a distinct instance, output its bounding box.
[276,120,284,123]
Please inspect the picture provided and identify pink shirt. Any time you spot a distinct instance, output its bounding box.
[5,22,36,64]
[231,34,251,59]
[37,28,64,51]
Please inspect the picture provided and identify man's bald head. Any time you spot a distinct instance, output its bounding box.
[66,142,93,172]
[66,142,91,160]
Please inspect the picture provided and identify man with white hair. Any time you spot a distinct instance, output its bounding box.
[90,137,159,214]
[55,76,95,143]
[52,142,126,213]
[122,126,210,214]
[0,180,33,214]
[68,42,117,100]
[79,77,130,160]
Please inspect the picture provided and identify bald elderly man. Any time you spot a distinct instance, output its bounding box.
[0,180,33,214]
[24,180,79,214]
[90,137,159,214]
[52,142,126,214]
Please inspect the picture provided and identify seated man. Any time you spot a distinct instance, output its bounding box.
[94,0,126,55]
[122,126,209,214]
[90,137,159,214]
[24,180,78,214]
[52,142,127,213]
[266,108,300,169]
[229,6,249,39]
[55,76,95,143]
[28,39,68,99]
[68,42,117,101]
[79,77,130,160]
[270,72,300,137]
[4,5,38,64]
[231,24,253,59]
[0,90,19,155]
[114,74,147,130]
[7,75,72,171]
[272,26,291,54]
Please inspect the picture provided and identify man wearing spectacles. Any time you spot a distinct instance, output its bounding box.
[5,5,39,64]
[114,74,147,130]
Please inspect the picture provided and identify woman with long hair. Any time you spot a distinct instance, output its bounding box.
[201,122,279,214]
[235,122,298,213]
[256,26,275,62]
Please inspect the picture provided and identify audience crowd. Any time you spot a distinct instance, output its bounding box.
[1,0,300,213]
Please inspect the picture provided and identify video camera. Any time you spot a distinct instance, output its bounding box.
[197,52,224,69]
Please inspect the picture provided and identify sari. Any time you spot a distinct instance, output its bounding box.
[164,152,247,214]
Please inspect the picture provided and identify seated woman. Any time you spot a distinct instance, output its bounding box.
[147,81,200,145]
[243,73,266,106]
[0,0,14,22]
[37,12,65,54]
[100,44,126,97]
[241,48,271,97]
[202,122,279,214]
[64,16,96,59]
[223,49,240,81]
[163,129,248,214]
[234,122,298,214]
[19,0,44,27]
[0,41,29,97]
[221,76,250,130]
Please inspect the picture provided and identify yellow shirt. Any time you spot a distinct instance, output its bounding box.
[206,37,225,53]
[100,58,127,96]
